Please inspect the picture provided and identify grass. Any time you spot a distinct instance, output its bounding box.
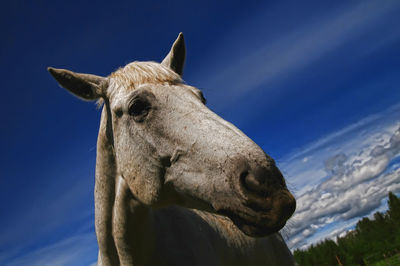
[372,254,400,266]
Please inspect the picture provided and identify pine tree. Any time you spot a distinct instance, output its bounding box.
[387,192,400,222]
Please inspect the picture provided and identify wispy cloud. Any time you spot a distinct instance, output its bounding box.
[198,0,400,109]
[0,162,96,265]
[281,104,400,249]
[4,233,98,266]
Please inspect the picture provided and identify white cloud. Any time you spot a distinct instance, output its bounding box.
[281,103,400,195]
[281,104,400,250]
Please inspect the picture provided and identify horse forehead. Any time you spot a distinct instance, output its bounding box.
[109,61,182,89]
[109,79,201,106]
[108,82,176,106]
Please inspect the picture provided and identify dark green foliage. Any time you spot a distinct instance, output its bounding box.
[293,192,400,265]
[388,192,400,224]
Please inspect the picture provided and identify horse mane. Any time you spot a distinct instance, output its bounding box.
[96,61,183,108]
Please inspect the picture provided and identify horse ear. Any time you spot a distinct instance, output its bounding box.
[48,67,106,101]
[161,32,186,76]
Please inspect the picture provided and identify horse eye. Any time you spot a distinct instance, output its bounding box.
[129,98,151,121]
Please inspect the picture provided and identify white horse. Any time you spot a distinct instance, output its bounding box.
[49,33,297,266]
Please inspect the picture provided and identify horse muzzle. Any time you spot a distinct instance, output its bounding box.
[220,155,296,237]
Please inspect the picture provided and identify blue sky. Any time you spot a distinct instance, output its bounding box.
[1,0,400,264]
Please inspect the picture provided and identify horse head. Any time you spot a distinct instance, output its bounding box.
[48,33,295,237]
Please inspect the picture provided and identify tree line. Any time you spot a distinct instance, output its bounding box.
[293,192,400,265]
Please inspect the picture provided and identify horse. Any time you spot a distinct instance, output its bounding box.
[48,33,297,266]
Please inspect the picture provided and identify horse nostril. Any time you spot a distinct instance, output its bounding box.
[232,155,286,199]
[239,165,286,198]
[240,170,268,196]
